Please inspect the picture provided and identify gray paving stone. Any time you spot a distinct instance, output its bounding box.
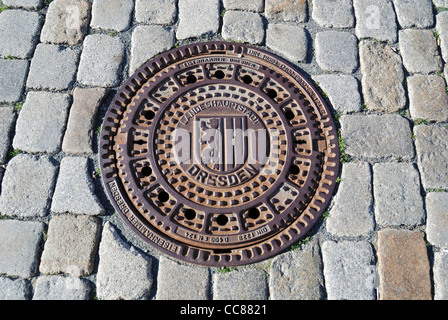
[176,0,219,40]
[156,256,209,300]
[222,11,265,45]
[40,0,91,46]
[434,0,448,7]
[33,275,91,300]
[377,229,431,300]
[414,125,448,189]
[340,114,414,161]
[322,240,376,300]
[266,23,307,63]
[13,91,71,153]
[213,269,267,300]
[265,0,308,22]
[2,0,42,9]
[312,75,361,113]
[373,163,425,227]
[26,43,78,91]
[130,25,175,74]
[96,222,153,300]
[436,12,448,66]
[392,0,433,28]
[90,0,133,32]
[434,251,448,300]
[0,106,16,164]
[62,87,107,154]
[77,34,124,87]
[269,241,324,300]
[269,240,324,300]
[0,277,30,300]
[51,157,104,215]
[0,59,28,103]
[399,29,442,74]
[40,215,101,277]
[315,31,359,73]
[359,40,406,112]
[353,0,397,42]
[326,162,374,237]
[0,154,57,217]
[135,0,177,25]
[223,0,264,12]
[312,0,355,28]
[0,220,44,278]
[408,74,448,123]
[0,9,42,59]
[426,192,448,248]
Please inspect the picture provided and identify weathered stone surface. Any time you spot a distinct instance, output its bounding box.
[90,0,133,32]
[39,215,101,277]
[96,222,153,300]
[436,12,448,64]
[222,11,264,45]
[426,192,448,248]
[327,162,374,236]
[0,106,16,164]
[13,91,71,153]
[312,0,355,28]
[223,0,264,12]
[312,75,361,113]
[377,229,431,300]
[340,114,414,160]
[0,10,41,59]
[392,0,433,28]
[399,29,442,74]
[62,87,107,154]
[266,24,307,63]
[0,277,30,300]
[315,31,359,73]
[176,0,219,40]
[40,0,91,46]
[354,0,397,42]
[26,43,78,91]
[130,25,175,74]
[322,240,376,300]
[77,34,124,87]
[135,0,177,25]
[373,163,425,227]
[0,220,44,278]
[2,0,42,9]
[435,0,448,7]
[0,59,28,103]
[359,40,406,112]
[265,0,308,22]
[269,240,324,300]
[33,275,91,300]
[408,75,448,123]
[156,256,209,300]
[213,269,267,300]
[414,125,448,189]
[0,154,57,217]
[51,157,104,215]
[434,251,448,300]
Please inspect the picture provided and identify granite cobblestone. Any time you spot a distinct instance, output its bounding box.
[0,0,447,301]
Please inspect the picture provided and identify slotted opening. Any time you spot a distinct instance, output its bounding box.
[213,249,232,254]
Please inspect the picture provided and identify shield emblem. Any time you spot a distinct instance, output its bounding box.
[193,116,248,173]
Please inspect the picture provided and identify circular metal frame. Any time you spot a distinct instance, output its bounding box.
[99,41,340,266]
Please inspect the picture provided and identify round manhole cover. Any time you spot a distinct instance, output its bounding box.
[99,41,340,266]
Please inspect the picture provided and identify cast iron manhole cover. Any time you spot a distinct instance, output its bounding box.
[99,41,340,266]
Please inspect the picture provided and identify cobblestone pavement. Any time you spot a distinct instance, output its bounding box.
[0,0,448,301]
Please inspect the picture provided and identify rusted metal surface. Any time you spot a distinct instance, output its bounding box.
[99,41,340,266]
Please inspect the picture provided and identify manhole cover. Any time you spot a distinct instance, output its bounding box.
[99,41,340,266]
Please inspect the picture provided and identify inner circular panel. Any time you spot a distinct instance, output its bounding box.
[99,41,340,267]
